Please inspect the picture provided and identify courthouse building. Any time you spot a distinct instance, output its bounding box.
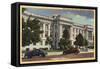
[22,11,94,50]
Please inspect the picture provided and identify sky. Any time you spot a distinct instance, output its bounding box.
[25,8,95,25]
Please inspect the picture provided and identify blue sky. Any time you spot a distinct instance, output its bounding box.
[25,8,94,25]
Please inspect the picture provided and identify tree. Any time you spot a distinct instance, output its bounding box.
[62,28,70,40]
[45,36,52,45]
[74,33,88,48]
[22,8,26,13]
[74,33,84,47]
[83,38,88,47]
[59,28,71,50]
[22,27,31,46]
[22,16,43,46]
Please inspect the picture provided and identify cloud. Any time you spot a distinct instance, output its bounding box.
[26,8,94,25]
[62,12,94,25]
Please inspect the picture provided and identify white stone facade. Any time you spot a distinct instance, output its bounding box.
[22,11,94,51]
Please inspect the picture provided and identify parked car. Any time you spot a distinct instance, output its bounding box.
[31,49,47,57]
[24,48,33,59]
[24,48,47,59]
[63,47,80,55]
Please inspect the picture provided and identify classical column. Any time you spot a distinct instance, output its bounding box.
[74,28,76,39]
[83,30,88,40]
[70,26,73,45]
[86,31,88,40]
[92,31,93,41]
[60,24,62,38]
[42,23,46,46]
[48,24,50,36]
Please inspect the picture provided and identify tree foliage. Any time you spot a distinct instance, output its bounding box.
[74,33,88,47]
[62,29,70,40]
[59,28,71,50]
[22,16,43,46]
[45,36,52,45]
[83,38,88,46]
[22,8,26,13]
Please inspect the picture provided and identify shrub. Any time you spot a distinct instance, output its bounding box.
[88,46,94,49]
[39,48,48,51]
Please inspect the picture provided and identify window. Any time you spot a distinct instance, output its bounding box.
[45,24,48,31]
[88,31,92,40]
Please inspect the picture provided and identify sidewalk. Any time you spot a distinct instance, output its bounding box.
[80,49,94,53]
[47,49,94,56]
[48,52,62,56]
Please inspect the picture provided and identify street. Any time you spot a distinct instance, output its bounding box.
[22,52,94,62]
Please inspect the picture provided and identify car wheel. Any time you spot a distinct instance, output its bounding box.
[74,51,79,55]
[40,54,45,57]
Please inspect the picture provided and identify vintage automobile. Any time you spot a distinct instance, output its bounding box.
[24,48,47,59]
[63,47,80,55]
